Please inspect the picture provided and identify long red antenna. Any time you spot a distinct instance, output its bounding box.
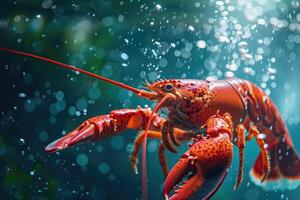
[0,47,153,98]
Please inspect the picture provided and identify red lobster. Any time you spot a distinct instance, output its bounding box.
[1,47,300,200]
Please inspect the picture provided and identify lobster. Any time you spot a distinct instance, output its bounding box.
[1,47,300,200]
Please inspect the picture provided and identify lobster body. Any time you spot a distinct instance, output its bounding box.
[164,79,284,134]
[1,48,299,200]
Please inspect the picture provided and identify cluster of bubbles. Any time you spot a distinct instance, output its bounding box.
[114,1,299,97]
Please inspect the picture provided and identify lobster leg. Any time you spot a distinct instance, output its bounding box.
[162,121,178,153]
[45,108,166,153]
[158,143,169,177]
[234,124,246,190]
[131,130,162,174]
[246,125,271,182]
[131,128,192,176]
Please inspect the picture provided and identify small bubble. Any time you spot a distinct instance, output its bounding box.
[155,4,162,11]
[108,174,116,181]
[147,141,157,153]
[41,0,53,9]
[159,58,168,67]
[14,15,21,22]
[267,67,276,74]
[196,40,206,49]
[257,133,266,139]
[195,2,201,7]
[49,116,56,124]
[39,130,48,142]
[98,163,110,174]
[68,106,77,116]
[76,98,88,111]
[28,154,34,161]
[18,93,26,98]
[215,1,224,6]
[24,100,35,112]
[55,91,64,101]
[100,65,113,77]
[19,138,25,145]
[110,136,125,150]
[96,145,103,152]
[75,111,81,116]
[76,153,88,166]
[188,25,195,31]
[120,52,128,60]
[226,63,238,71]
[23,73,33,84]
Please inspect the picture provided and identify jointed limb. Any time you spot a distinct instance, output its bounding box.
[130,128,193,176]
[162,120,179,153]
[246,125,270,182]
[131,130,162,174]
[159,143,169,177]
[234,124,246,190]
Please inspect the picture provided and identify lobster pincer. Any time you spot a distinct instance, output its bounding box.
[45,108,165,153]
[163,113,234,200]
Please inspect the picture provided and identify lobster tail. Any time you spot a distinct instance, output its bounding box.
[226,79,300,190]
[250,135,300,190]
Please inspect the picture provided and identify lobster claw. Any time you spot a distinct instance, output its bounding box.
[45,108,162,154]
[163,134,233,200]
[45,122,97,153]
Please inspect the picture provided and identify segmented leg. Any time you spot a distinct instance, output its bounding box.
[131,128,192,176]
[131,130,162,174]
[234,124,246,190]
[162,120,178,153]
[158,143,169,177]
[246,125,270,182]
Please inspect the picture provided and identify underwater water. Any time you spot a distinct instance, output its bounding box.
[0,0,300,199]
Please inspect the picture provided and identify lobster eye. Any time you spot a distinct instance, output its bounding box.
[163,83,174,92]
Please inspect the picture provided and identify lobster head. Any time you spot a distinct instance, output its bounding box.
[163,133,233,200]
[147,79,213,109]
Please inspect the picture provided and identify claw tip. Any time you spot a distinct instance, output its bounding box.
[164,193,169,200]
[44,139,64,153]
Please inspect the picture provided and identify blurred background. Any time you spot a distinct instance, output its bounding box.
[0,0,299,199]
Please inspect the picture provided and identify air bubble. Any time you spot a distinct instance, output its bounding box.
[55,91,64,101]
[76,98,88,111]
[24,100,35,112]
[110,136,125,150]
[39,130,48,142]
[120,52,128,60]
[98,163,110,174]
[76,153,88,166]
[196,40,206,48]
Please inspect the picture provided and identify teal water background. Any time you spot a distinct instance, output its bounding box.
[0,0,300,199]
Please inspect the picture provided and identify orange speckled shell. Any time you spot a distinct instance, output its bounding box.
[189,135,233,175]
[170,80,245,127]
